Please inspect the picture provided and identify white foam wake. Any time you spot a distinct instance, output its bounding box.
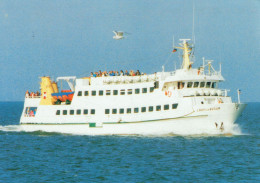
[0,123,245,137]
[0,125,23,132]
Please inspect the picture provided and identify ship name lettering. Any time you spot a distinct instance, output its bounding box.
[197,107,220,112]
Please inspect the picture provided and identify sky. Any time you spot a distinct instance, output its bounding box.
[0,0,259,102]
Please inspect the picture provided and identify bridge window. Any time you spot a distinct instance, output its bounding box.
[113,90,118,95]
[200,82,205,88]
[206,82,211,88]
[105,109,110,114]
[134,108,139,113]
[194,82,199,88]
[56,110,60,115]
[142,88,147,93]
[187,82,193,88]
[212,82,216,88]
[149,106,153,112]
[141,107,146,112]
[84,109,88,115]
[92,91,96,96]
[70,110,74,115]
[178,82,185,89]
[156,105,161,111]
[127,89,132,95]
[76,109,81,115]
[99,90,103,96]
[164,104,169,110]
[120,89,125,95]
[172,103,178,109]
[84,91,89,96]
[91,109,95,114]
[77,91,82,96]
[135,88,140,94]
[119,109,124,114]
[63,110,67,115]
[154,81,159,89]
[127,108,131,114]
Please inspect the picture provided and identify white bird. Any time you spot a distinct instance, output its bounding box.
[113,31,124,40]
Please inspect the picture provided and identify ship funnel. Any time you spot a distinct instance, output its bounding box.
[40,76,55,105]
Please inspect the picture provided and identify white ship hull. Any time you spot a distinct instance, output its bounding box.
[20,103,246,135]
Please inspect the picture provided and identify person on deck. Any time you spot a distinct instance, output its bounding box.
[98,70,102,77]
[120,70,124,76]
[125,70,129,76]
[25,90,29,98]
[136,70,141,76]
[29,110,34,117]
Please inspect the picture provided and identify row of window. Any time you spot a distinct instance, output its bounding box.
[187,81,216,89]
[56,109,95,115]
[105,103,178,114]
[77,87,154,97]
[55,104,178,116]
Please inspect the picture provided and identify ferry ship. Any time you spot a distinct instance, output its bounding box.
[20,39,246,135]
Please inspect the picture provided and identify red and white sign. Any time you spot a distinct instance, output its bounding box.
[43,92,47,99]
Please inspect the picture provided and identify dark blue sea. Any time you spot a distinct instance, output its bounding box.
[0,102,259,182]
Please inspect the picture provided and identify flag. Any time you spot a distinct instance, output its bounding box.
[172,48,177,53]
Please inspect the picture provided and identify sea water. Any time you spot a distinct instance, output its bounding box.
[0,102,259,182]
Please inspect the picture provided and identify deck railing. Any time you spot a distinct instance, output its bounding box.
[25,96,41,99]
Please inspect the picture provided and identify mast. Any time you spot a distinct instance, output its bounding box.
[176,39,193,70]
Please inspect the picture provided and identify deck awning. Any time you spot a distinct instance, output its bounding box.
[56,76,76,81]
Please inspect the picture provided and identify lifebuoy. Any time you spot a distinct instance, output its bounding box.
[165,90,173,97]
[218,98,223,103]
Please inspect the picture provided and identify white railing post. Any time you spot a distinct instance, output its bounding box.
[237,89,241,103]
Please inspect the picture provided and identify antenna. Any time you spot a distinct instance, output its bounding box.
[206,60,214,74]
[173,35,175,48]
[202,57,205,69]
[192,0,195,44]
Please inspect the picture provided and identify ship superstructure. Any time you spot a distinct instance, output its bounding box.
[20,39,246,135]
